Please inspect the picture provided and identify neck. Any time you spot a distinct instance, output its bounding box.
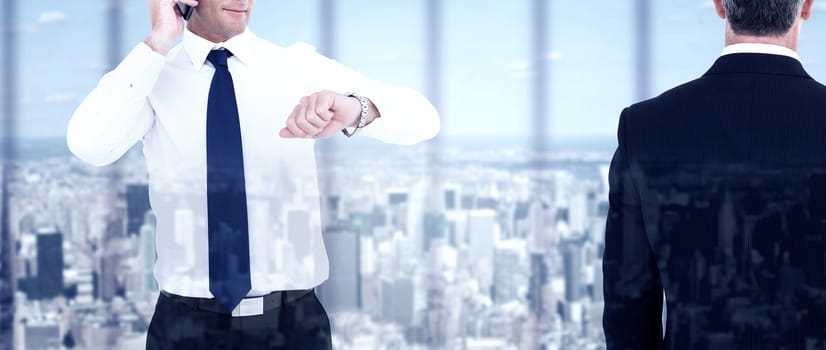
[187,23,237,44]
[724,22,800,51]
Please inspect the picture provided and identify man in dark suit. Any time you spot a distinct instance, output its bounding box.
[603,0,826,349]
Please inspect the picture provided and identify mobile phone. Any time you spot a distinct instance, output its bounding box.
[177,1,197,21]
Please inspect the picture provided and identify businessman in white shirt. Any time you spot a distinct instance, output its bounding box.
[66,0,439,348]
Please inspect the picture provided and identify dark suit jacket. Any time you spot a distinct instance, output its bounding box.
[603,53,826,350]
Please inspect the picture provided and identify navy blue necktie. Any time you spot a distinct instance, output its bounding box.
[206,49,251,312]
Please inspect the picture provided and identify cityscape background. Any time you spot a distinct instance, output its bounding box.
[5,1,826,349]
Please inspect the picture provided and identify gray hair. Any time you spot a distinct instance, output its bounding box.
[722,0,806,36]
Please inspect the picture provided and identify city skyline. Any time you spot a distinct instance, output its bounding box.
[6,1,826,349]
[3,136,614,349]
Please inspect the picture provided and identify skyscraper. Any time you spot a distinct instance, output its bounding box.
[382,277,414,326]
[125,184,151,237]
[528,253,547,317]
[35,228,64,300]
[568,192,587,235]
[387,189,409,206]
[468,210,496,264]
[444,187,458,211]
[423,212,446,252]
[24,319,61,350]
[593,261,604,302]
[563,241,583,302]
[286,208,311,256]
[317,223,360,313]
[493,240,525,304]
[138,213,157,295]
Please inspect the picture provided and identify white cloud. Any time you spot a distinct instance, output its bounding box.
[699,1,715,10]
[38,11,67,24]
[506,52,562,80]
[507,52,561,71]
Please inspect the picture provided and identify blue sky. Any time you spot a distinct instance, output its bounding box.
[6,1,826,139]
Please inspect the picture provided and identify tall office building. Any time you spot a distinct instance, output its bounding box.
[75,268,94,304]
[468,210,496,264]
[460,193,475,210]
[528,253,547,316]
[24,320,61,350]
[422,274,448,347]
[381,277,414,326]
[444,186,458,211]
[592,261,604,302]
[569,192,587,235]
[35,228,64,300]
[387,189,409,206]
[476,196,498,210]
[529,197,551,251]
[286,208,311,256]
[317,223,360,313]
[138,214,157,295]
[125,184,151,237]
[99,237,131,302]
[423,212,446,252]
[563,241,583,302]
[386,188,409,231]
[493,240,525,304]
[99,254,119,301]
[325,195,340,224]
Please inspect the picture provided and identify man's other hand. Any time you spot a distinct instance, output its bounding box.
[279,91,377,139]
[144,0,199,55]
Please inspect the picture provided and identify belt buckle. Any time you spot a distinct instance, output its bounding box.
[231,296,264,317]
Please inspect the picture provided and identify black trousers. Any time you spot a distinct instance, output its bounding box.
[146,290,332,350]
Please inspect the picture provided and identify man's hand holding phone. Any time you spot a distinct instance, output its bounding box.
[144,0,199,56]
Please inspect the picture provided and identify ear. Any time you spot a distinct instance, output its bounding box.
[712,0,727,19]
[801,0,814,20]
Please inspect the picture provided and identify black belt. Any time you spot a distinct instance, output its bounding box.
[160,289,313,317]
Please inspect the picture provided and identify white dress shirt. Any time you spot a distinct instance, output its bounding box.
[721,42,801,61]
[67,28,440,297]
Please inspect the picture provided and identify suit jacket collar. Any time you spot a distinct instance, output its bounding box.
[703,53,811,79]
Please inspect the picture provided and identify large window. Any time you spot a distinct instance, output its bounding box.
[4,1,826,349]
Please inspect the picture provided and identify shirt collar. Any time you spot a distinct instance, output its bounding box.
[182,27,256,69]
[721,43,801,62]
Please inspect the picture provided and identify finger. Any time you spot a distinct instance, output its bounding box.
[304,94,327,128]
[172,2,183,17]
[314,118,348,139]
[304,112,326,129]
[296,111,321,136]
[279,128,295,138]
[314,93,335,122]
[285,107,308,138]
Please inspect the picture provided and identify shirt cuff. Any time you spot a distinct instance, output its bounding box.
[358,86,440,145]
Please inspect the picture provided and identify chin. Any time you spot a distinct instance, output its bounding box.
[223,25,247,37]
